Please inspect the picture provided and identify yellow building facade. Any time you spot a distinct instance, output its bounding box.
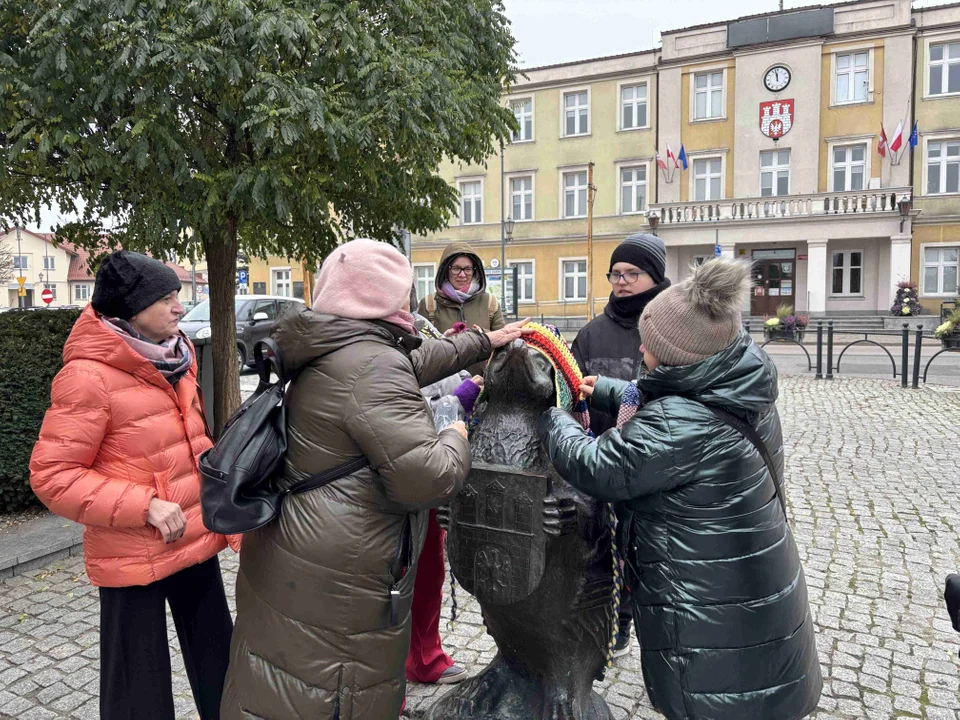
[414,0,960,328]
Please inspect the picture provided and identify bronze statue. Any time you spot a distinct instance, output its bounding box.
[427,338,614,720]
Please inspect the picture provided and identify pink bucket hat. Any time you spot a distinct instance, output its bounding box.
[312,239,414,322]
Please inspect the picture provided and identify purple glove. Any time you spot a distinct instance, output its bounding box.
[452,379,482,414]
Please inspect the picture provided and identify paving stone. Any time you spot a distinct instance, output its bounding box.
[0,375,957,719]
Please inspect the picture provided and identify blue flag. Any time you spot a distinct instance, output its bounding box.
[909,121,919,148]
[678,144,688,171]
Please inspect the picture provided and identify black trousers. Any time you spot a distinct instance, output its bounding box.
[99,556,233,720]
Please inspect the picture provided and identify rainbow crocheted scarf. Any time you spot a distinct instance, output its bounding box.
[522,322,591,433]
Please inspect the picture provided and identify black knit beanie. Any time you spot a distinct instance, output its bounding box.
[91,250,182,320]
[609,232,667,285]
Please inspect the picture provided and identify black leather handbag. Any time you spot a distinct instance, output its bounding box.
[199,338,368,534]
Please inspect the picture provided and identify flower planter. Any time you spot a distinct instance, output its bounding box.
[764,327,798,341]
[941,334,960,350]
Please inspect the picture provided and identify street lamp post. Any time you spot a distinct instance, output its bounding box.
[502,216,515,314]
[16,226,24,309]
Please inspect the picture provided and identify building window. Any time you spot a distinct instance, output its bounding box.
[832,144,866,191]
[13,256,28,270]
[508,261,535,303]
[620,84,648,130]
[831,251,863,296]
[75,284,90,301]
[835,52,869,104]
[620,166,647,214]
[414,264,435,305]
[43,283,57,300]
[563,90,589,137]
[694,71,724,120]
[929,42,960,96]
[459,180,482,225]
[562,260,587,301]
[511,98,533,142]
[563,171,588,218]
[760,149,791,197]
[272,268,291,297]
[927,140,960,195]
[510,176,533,221]
[43,256,55,271]
[923,246,959,296]
[693,157,723,201]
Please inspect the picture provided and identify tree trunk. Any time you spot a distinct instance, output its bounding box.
[203,221,240,437]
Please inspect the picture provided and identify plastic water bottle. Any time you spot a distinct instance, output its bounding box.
[432,396,464,432]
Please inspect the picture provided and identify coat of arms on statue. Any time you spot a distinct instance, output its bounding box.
[760,99,794,139]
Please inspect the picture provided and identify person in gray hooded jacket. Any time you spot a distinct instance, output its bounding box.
[539,258,822,719]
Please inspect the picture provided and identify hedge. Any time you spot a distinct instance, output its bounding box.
[0,309,81,513]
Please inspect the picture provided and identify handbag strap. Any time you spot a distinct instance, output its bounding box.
[254,338,286,385]
[698,403,788,521]
[284,456,370,498]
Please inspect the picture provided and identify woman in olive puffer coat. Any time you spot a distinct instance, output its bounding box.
[221,240,526,720]
[539,258,822,720]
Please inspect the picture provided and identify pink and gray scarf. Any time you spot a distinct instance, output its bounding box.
[441,279,481,304]
[102,317,193,385]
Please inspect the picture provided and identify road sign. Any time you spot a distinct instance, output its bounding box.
[41,288,54,305]
[17,289,26,298]
[16,276,25,288]
[715,244,722,257]
[237,269,249,285]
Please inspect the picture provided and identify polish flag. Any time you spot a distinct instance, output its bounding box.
[666,142,680,169]
[656,150,667,171]
[889,120,904,153]
[877,125,888,158]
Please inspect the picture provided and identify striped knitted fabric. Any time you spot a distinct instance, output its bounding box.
[521,322,590,432]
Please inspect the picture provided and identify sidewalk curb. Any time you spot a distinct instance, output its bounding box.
[0,514,84,580]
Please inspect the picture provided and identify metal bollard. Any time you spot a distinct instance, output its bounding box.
[901,323,909,388]
[912,325,923,389]
[825,321,834,380]
[815,321,824,380]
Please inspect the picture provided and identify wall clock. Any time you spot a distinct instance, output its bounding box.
[764,65,791,92]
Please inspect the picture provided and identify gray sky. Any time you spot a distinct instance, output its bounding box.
[31,0,946,232]
[505,0,945,67]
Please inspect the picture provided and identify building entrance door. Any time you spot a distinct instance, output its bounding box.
[751,249,796,316]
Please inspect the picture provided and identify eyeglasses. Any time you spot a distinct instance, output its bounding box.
[449,266,476,277]
[606,271,646,284]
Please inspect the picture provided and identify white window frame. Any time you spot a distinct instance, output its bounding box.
[13,255,28,270]
[759,149,792,197]
[830,48,874,106]
[507,259,536,304]
[617,79,650,132]
[43,256,55,271]
[690,67,727,122]
[457,176,484,225]
[921,243,960,297]
[506,172,535,222]
[618,163,649,215]
[688,153,726,201]
[413,263,436,305]
[271,267,292,297]
[558,257,588,303]
[509,96,535,144]
[923,134,960,196]
[830,250,865,297]
[559,167,590,219]
[827,139,871,192]
[925,36,960,99]
[74,284,90,301]
[560,86,591,138]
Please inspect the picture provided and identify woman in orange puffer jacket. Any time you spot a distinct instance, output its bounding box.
[30,251,236,720]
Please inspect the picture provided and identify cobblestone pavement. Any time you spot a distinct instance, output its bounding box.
[1,376,959,719]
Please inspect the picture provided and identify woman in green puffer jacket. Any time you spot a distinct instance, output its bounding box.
[539,257,822,720]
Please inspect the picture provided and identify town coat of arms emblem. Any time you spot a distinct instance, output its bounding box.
[447,464,548,606]
[760,99,794,139]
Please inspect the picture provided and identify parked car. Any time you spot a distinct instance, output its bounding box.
[179,295,305,368]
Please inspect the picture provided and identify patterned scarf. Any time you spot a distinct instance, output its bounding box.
[441,279,481,304]
[102,317,193,385]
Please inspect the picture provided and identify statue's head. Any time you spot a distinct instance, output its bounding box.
[483,339,557,408]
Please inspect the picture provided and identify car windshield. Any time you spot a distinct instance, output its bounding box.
[181,298,252,323]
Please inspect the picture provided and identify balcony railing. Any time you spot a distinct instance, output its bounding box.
[651,189,910,226]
